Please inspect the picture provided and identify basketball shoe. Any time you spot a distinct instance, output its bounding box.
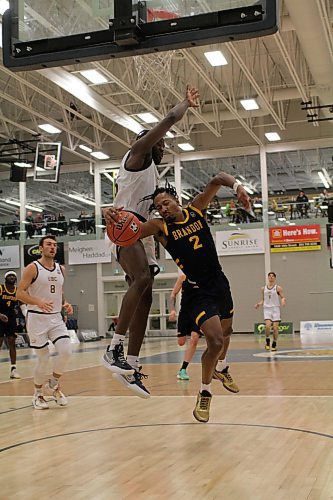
[193,390,212,423]
[10,367,21,379]
[265,338,270,350]
[112,367,150,399]
[271,341,277,351]
[177,368,190,380]
[32,394,49,410]
[46,380,68,406]
[213,366,239,393]
[102,343,135,375]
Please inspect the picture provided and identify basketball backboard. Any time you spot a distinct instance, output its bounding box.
[2,0,279,71]
[34,142,62,183]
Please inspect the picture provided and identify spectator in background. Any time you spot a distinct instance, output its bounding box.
[57,213,68,235]
[13,210,20,239]
[34,213,44,235]
[296,190,309,218]
[78,210,90,233]
[25,211,35,239]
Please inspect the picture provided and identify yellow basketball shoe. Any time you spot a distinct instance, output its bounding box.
[193,390,212,423]
[213,366,240,393]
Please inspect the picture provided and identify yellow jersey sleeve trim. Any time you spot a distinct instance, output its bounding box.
[163,222,169,236]
[188,204,203,217]
[195,310,206,326]
[175,208,189,225]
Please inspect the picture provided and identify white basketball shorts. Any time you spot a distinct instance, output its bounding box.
[27,312,69,349]
[264,306,281,322]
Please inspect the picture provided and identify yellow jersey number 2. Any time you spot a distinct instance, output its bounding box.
[189,235,203,250]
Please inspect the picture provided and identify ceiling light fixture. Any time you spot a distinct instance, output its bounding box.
[181,193,190,200]
[90,151,110,160]
[204,50,228,66]
[318,171,330,189]
[178,143,194,151]
[68,194,96,206]
[80,69,108,85]
[322,168,332,186]
[14,162,32,168]
[38,123,61,134]
[79,145,93,153]
[5,199,43,212]
[240,99,259,111]
[137,112,159,123]
[265,132,281,142]
[166,131,174,138]
[243,185,254,195]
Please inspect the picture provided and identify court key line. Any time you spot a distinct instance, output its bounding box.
[1,421,333,453]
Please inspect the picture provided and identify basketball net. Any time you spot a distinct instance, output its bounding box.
[134,8,178,92]
[134,51,175,92]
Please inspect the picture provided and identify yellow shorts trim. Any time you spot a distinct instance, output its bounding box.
[195,310,206,325]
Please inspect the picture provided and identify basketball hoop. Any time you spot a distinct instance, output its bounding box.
[134,8,178,92]
[134,50,175,92]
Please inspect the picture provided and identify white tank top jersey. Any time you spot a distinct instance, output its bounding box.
[264,284,280,308]
[28,261,64,313]
[113,150,159,221]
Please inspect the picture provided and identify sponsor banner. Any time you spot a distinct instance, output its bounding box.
[24,242,65,266]
[216,228,265,256]
[300,320,333,335]
[254,322,293,335]
[0,245,20,269]
[68,240,111,265]
[270,224,321,252]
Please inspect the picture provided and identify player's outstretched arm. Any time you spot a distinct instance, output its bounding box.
[128,86,199,170]
[191,172,251,212]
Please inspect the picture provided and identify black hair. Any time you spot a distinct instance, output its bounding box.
[136,129,149,141]
[39,235,57,246]
[140,180,179,213]
[268,272,276,277]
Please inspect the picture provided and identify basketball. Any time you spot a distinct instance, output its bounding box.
[106,211,142,247]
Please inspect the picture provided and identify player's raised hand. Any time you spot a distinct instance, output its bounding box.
[103,206,123,224]
[186,85,200,107]
[38,299,54,313]
[236,186,252,213]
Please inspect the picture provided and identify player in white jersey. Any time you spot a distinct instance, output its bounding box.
[17,235,73,410]
[103,86,199,398]
[255,272,286,351]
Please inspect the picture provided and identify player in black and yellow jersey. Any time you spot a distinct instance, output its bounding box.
[104,173,251,422]
[0,271,20,379]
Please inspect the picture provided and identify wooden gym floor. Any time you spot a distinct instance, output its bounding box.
[1,334,333,499]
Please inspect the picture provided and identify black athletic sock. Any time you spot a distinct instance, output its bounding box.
[181,361,189,370]
[266,337,270,345]
[272,341,277,348]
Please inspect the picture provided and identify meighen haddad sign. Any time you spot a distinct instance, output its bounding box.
[68,240,111,265]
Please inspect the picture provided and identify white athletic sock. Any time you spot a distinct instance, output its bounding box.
[110,334,125,350]
[201,383,212,394]
[127,355,139,370]
[11,365,16,370]
[216,359,227,372]
[49,375,60,389]
[35,387,43,395]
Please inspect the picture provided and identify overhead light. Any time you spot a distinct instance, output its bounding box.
[240,99,259,111]
[137,112,158,123]
[80,69,108,85]
[79,145,93,153]
[14,162,32,168]
[50,227,63,232]
[5,199,43,212]
[318,171,330,189]
[181,193,190,200]
[90,151,110,160]
[38,123,61,134]
[265,132,281,142]
[244,185,254,195]
[238,175,246,181]
[68,194,96,206]
[178,143,194,151]
[204,50,228,66]
[0,1,9,16]
[26,204,43,213]
[166,131,174,138]
[322,168,331,186]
